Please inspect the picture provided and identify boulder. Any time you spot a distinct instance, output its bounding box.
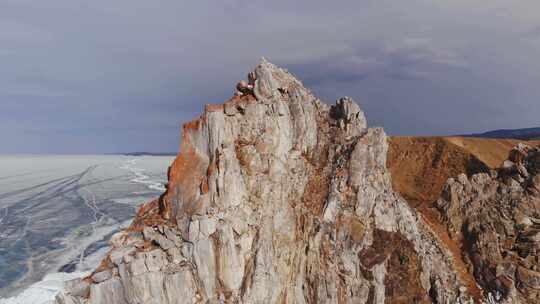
[91,270,112,283]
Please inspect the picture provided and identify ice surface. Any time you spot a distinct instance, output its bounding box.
[0,155,173,300]
[0,272,89,304]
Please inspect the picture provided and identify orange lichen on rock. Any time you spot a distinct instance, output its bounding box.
[160,93,260,223]
[163,132,208,221]
[181,118,202,135]
[204,103,224,112]
[200,175,209,194]
[130,199,168,229]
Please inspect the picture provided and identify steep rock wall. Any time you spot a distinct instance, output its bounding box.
[56,60,473,304]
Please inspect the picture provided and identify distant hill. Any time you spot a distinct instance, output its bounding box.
[465,127,540,140]
[123,152,177,156]
[107,152,177,156]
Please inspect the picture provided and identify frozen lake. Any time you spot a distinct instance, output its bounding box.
[0,155,174,300]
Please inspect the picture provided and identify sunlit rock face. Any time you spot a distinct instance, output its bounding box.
[56,60,472,304]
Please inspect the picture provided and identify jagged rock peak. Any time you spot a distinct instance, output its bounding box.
[57,60,473,304]
[233,58,307,101]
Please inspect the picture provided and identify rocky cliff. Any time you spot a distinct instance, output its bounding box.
[436,144,540,303]
[56,60,475,304]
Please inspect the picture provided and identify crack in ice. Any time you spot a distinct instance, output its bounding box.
[120,159,166,192]
[0,207,7,225]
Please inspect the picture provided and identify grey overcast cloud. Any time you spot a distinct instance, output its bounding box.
[1,0,539,154]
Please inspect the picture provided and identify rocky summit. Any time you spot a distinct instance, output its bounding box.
[57,60,493,304]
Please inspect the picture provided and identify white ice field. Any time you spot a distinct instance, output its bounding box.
[0,155,174,303]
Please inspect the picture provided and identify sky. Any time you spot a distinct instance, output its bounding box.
[1,0,539,154]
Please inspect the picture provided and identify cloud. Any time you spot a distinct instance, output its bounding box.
[0,0,539,153]
[384,38,467,68]
[522,25,540,38]
[287,38,468,85]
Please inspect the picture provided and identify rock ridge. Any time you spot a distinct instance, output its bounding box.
[437,143,540,303]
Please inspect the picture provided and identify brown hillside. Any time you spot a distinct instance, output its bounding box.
[388,136,540,208]
[387,137,489,209]
[445,137,540,168]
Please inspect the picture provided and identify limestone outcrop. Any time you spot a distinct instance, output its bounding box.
[56,59,474,304]
[437,144,540,303]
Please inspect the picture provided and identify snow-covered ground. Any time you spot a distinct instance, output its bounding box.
[0,155,174,302]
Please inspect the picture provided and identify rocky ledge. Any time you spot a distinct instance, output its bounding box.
[56,59,475,304]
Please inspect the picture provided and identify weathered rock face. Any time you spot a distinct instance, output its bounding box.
[436,144,540,303]
[57,59,473,304]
